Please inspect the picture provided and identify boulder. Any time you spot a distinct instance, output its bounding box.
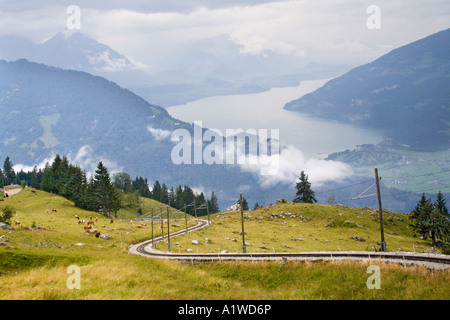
[0,223,13,230]
[191,240,200,245]
[100,233,112,240]
[424,247,439,254]
[349,236,365,242]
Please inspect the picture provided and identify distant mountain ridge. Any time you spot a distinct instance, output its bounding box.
[284,28,450,151]
[0,58,289,209]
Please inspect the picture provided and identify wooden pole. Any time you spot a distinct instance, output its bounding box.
[151,208,154,248]
[240,194,246,253]
[160,208,164,241]
[375,168,386,252]
[184,205,188,234]
[167,206,171,252]
[194,198,197,218]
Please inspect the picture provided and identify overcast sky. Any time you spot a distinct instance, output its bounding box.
[1,0,449,67]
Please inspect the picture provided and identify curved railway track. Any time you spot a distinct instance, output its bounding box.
[129,219,450,269]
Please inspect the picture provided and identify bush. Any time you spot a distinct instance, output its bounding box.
[0,205,16,224]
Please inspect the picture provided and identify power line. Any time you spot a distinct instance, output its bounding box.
[316,178,374,195]
[382,168,450,180]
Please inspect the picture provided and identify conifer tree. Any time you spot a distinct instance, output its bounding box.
[3,157,16,186]
[293,171,317,203]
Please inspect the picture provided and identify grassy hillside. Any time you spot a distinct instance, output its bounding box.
[0,189,449,300]
[171,202,432,254]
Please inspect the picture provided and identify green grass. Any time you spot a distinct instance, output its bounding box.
[0,189,448,300]
[172,203,430,254]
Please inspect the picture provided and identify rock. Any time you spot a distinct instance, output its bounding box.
[258,246,268,249]
[232,238,237,242]
[221,250,229,254]
[191,240,200,245]
[282,245,290,248]
[424,247,439,254]
[75,243,85,246]
[244,242,251,247]
[0,223,13,230]
[187,249,193,252]
[100,233,112,240]
[30,226,46,230]
[349,236,365,242]
[0,242,7,246]
[205,238,212,243]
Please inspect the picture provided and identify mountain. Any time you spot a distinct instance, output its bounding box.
[0,31,350,107]
[284,28,450,151]
[0,31,150,88]
[0,58,291,209]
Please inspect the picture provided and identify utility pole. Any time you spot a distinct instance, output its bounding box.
[160,207,164,241]
[151,208,154,248]
[206,201,210,225]
[167,206,171,252]
[240,194,246,253]
[375,168,386,252]
[184,204,188,234]
[194,198,197,218]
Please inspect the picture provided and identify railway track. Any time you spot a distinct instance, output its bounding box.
[129,219,450,269]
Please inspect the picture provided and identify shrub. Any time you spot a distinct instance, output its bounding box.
[0,205,16,224]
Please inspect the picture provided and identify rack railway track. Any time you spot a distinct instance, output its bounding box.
[129,219,450,269]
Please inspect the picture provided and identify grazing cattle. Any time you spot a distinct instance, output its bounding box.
[46,210,50,214]
[87,220,95,225]
[130,220,133,225]
[75,215,80,220]
[110,219,114,224]
[52,209,57,213]
[84,225,92,230]
[15,220,21,228]
[95,217,98,222]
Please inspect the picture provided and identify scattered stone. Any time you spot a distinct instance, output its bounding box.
[232,239,237,242]
[281,245,290,248]
[387,231,398,235]
[30,226,46,230]
[187,249,193,252]
[75,243,85,246]
[191,240,200,245]
[258,246,268,249]
[0,242,7,246]
[349,236,365,242]
[0,223,13,230]
[244,242,251,247]
[205,238,212,243]
[221,250,229,254]
[424,247,439,254]
[100,233,112,240]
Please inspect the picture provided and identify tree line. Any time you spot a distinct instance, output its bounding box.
[0,156,219,217]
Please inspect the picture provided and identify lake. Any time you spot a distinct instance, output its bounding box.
[167,78,382,158]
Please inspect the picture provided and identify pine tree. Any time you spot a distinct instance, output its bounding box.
[92,161,122,217]
[208,192,219,213]
[160,183,169,204]
[3,157,16,186]
[237,197,249,211]
[293,171,317,203]
[435,191,449,216]
[411,192,450,247]
[152,180,162,201]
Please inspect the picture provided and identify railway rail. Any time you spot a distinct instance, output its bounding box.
[129,219,450,269]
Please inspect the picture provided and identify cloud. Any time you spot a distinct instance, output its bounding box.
[2,0,449,68]
[70,145,123,177]
[238,145,354,188]
[147,126,172,141]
